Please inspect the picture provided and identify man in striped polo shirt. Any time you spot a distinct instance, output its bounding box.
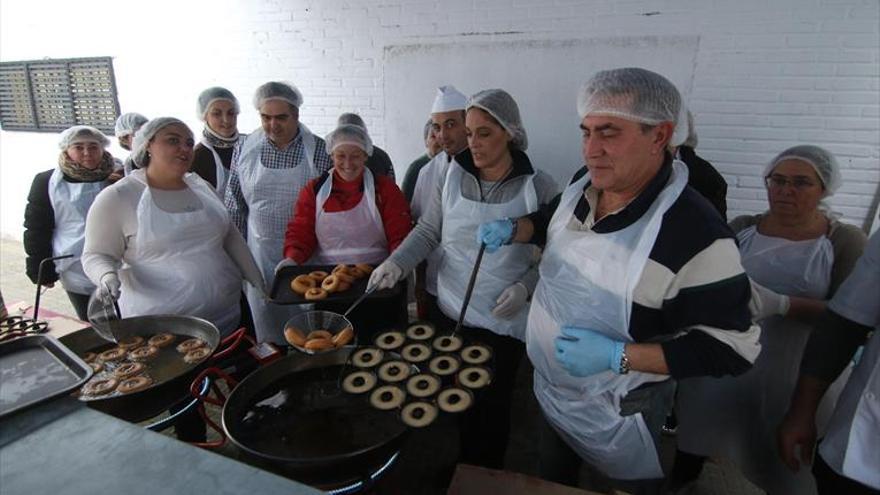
[478,68,760,494]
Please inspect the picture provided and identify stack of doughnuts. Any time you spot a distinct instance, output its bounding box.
[284,324,354,352]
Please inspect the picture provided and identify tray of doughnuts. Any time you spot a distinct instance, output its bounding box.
[270,263,400,305]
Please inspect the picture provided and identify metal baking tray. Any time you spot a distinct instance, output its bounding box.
[0,334,93,418]
[270,264,400,305]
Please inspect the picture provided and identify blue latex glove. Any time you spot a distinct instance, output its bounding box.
[477,218,515,253]
[555,326,626,377]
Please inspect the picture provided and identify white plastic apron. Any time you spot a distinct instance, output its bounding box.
[199,135,244,198]
[820,230,880,490]
[676,226,847,495]
[118,170,241,335]
[237,128,318,343]
[48,168,109,294]
[411,153,451,296]
[527,161,688,480]
[435,162,538,340]
[311,170,388,265]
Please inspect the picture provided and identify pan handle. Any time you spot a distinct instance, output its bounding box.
[211,327,251,362]
[188,367,239,450]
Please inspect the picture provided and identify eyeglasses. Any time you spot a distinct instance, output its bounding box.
[764,174,819,191]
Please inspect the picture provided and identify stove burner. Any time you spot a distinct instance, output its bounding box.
[324,451,399,495]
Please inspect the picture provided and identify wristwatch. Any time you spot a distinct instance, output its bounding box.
[618,347,631,375]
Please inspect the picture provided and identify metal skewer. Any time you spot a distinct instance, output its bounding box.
[452,243,486,338]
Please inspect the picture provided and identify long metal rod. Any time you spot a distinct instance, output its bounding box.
[34,255,72,320]
[453,243,486,337]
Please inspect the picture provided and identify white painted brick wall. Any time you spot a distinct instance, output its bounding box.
[222,0,879,228]
[1,0,878,239]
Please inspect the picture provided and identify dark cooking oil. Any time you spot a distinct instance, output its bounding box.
[234,365,403,459]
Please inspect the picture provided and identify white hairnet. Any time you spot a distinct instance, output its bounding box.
[466,89,528,150]
[338,112,367,129]
[131,117,191,167]
[114,113,148,137]
[764,145,842,197]
[197,87,240,120]
[253,81,303,110]
[59,125,109,149]
[669,103,690,148]
[577,68,681,126]
[682,110,698,148]
[431,85,468,114]
[325,124,373,156]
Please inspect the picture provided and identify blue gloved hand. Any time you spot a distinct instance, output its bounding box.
[555,326,626,377]
[477,218,515,253]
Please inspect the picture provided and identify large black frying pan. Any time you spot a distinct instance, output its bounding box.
[60,315,244,423]
[215,347,408,487]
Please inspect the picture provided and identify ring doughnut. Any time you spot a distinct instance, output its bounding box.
[148,333,176,348]
[183,347,212,364]
[291,275,317,295]
[332,264,349,275]
[369,385,406,410]
[432,334,463,353]
[336,281,352,292]
[82,377,119,396]
[401,401,438,428]
[460,343,493,365]
[129,345,159,362]
[117,375,153,394]
[406,373,441,398]
[401,343,432,363]
[378,360,411,383]
[374,330,406,351]
[89,361,104,373]
[354,263,374,275]
[458,366,493,390]
[113,362,146,379]
[349,267,367,279]
[437,387,474,413]
[342,370,377,394]
[83,352,97,363]
[177,338,207,354]
[321,275,341,293]
[429,354,461,377]
[304,287,328,300]
[406,323,435,341]
[334,271,355,284]
[98,347,127,363]
[332,326,354,347]
[303,338,335,351]
[308,271,329,283]
[352,347,384,368]
[117,336,145,350]
[284,326,307,347]
[306,330,333,341]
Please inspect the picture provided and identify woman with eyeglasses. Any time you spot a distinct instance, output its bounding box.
[672,145,867,494]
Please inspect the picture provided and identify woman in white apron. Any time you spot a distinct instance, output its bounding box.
[191,87,246,198]
[278,123,413,340]
[82,118,264,337]
[370,89,559,469]
[24,126,116,320]
[674,145,867,495]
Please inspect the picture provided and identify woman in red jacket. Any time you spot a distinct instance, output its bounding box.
[281,123,412,338]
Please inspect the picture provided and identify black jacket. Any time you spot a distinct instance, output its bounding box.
[678,145,728,219]
[23,170,58,284]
